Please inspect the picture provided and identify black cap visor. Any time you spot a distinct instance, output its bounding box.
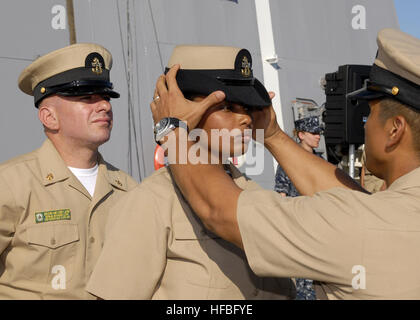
[307,128,323,134]
[346,81,387,101]
[56,86,120,99]
[34,80,120,107]
[53,80,119,98]
[297,128,323,134]
[347,65,420,110]
[167,69,272,109]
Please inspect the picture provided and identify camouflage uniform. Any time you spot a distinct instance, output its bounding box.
[274,165,299,197]
[274,115,323,300]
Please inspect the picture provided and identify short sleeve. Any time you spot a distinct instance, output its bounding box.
[86,186,168,299]
[237,187,365,286]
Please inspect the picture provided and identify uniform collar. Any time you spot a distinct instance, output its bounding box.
[387,166,420,191]
[223,162,244,180]
[37,139,72,186]
[37,139,128,191]
[98,154,128,191]
[223,162,252,189]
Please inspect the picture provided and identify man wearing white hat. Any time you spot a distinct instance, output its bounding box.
[151,28,420,299]
[0,43,137,299]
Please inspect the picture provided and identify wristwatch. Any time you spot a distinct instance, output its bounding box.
[154,117,188,145]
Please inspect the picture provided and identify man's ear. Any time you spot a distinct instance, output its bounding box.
[385,115,406,151]
[38,101,59,131]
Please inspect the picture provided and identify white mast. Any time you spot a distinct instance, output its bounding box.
[254,0,284,173]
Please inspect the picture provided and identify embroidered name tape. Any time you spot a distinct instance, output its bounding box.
[35,209,71,223]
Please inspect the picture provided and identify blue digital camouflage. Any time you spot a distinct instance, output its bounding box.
[294,116,323,134]
[274,164,299,197]
[274,152,324,300]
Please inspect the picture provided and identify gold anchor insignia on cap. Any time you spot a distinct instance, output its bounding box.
[391,86,399,95]
[91,57,103,75]
[241,56,251,77]
[46,173,54,181]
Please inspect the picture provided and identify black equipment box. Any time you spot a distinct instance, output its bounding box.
[323,65,371,145]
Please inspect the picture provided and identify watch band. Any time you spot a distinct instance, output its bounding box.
[154,117,188,145]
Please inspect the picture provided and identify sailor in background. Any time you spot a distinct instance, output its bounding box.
[274,115,323,300]
[275,116,323,198]
[0,43,137,299]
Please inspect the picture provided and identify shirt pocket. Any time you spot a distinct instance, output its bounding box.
[23,223,80,284]
[173,222,238,289]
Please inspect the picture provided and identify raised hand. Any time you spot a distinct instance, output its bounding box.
[250,91,282,143]
[150,65,226,130]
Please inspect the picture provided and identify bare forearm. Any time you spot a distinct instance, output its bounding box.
[265,131,367,195]
[168,130,244,248]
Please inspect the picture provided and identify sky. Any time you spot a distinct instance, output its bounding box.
[394,0,420,39]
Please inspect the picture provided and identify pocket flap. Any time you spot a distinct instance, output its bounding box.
[26,223,79,249]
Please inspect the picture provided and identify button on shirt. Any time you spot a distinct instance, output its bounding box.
[0,139,138,299]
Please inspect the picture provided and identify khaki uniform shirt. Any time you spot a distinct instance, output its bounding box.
[237,167,420,299]
[0,139,138,299]
[87,164,295,300]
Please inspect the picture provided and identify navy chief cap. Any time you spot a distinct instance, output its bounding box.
[18,43,120,108]
[165,45,271,109]
[347,28,420,111]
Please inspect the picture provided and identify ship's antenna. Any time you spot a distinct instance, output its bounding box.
[66,0,77,44]
[117,0,145,181]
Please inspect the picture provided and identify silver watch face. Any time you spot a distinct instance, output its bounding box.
[155,118,168,134]
[155,117,171,142]
[159,118,169,129]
